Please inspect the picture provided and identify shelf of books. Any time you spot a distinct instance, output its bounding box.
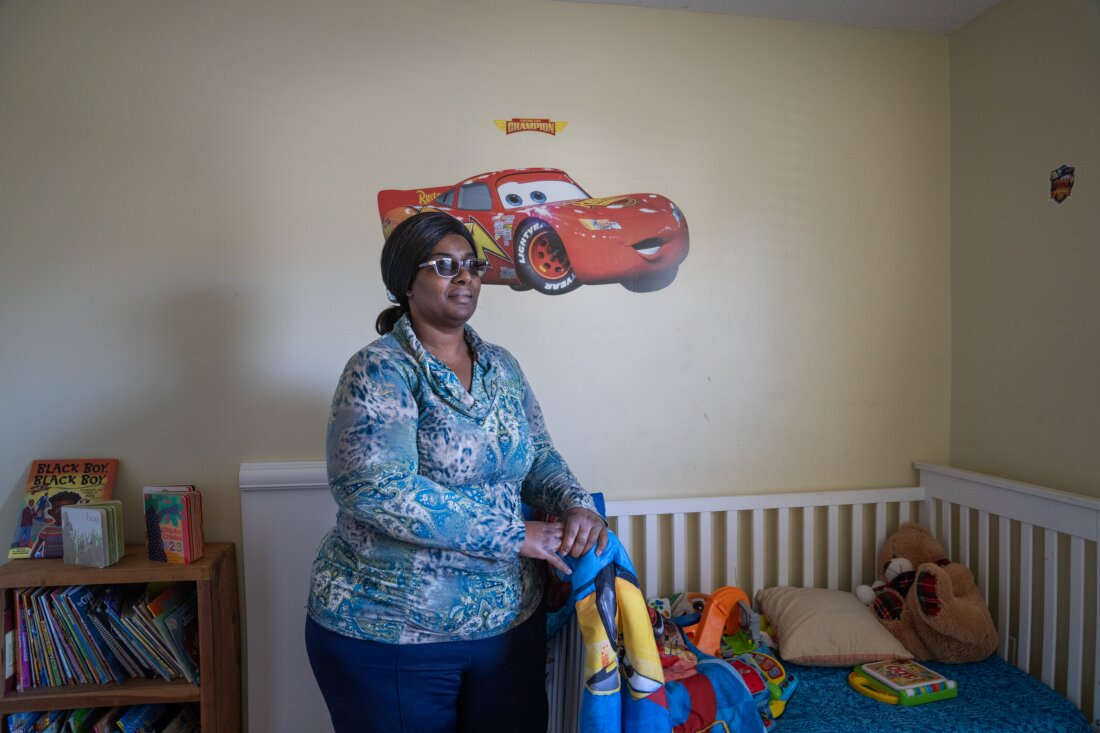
[0,542,240,732]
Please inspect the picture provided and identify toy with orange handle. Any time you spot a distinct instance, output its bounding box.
[681,586,750,656]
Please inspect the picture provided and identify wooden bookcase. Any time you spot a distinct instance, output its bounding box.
[0,542,240,732]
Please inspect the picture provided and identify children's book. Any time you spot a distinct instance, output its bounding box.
[62,707,98,733]
[8,459,118,559]
[144,486,203,563]
[850,659,958,706]
[115,702,168,733]
[62,505,110,568]
[5,711,44,733]
[50,588,107,685]
[147,583,200,684]
[861,659,948,690]
[63,585,132,683]
[3,604,13,692]
[90,706,122,733]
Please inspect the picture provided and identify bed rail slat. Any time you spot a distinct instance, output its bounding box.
[616,517,632,568]
[943,501,955,559]
[1017,522,1034,673]
[672,512,686,595]
[778,507,791,588]
[726,510,739,589]
[1041,528,1058,688]
[1066,536,1085,709]
[959,506,972,568]
[827,504,839,591]
[850,505,863,593]
[644,514,658,599]
[998,515,1011,660]
[977,510,991,602]
[875,503,887,555]
[802,508,815,587]
[751,509,764,592]
[1094,538,1099,729]
[699,511,714,592]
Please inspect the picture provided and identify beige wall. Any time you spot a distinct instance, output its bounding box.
[0,0,951,555]
[949,0,1100,498]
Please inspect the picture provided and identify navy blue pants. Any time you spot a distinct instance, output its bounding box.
[305,608,548,733]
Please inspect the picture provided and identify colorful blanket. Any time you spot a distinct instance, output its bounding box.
[560,534,765,733]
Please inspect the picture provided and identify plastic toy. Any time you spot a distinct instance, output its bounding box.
[848,660,958,706]
[681,586,750,656]
[723,599,774,655]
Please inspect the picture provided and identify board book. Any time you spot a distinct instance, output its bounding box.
[9,459,118,560]
[61,500,123,568]
[144,486,204,563]
[850,659,958,706]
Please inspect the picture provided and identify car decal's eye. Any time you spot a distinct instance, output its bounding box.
[530,190,547,203]
[505,193,523,206]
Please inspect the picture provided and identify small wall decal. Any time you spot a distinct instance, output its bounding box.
[1050,164,1075,204]
[378,168,689,295]
[493,118,568,135]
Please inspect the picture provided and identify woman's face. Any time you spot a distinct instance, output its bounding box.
[407,233,481,332]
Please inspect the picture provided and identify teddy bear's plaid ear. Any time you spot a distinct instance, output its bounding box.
[871,588,906,621]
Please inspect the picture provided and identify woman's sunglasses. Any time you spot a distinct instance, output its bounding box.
[418,256,490,279]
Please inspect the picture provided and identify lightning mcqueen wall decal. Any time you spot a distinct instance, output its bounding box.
[377,168,689,295]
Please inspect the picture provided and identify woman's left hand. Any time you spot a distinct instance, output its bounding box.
[559,507,608,558]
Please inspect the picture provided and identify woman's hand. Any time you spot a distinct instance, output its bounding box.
[521,521,571,575]
[560,507,608,559]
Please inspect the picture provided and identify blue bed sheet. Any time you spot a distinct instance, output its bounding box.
[773,656,1090,733]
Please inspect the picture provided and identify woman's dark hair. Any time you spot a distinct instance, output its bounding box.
[375,211,476,334]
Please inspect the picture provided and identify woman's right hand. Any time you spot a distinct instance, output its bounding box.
[520,521,571,575]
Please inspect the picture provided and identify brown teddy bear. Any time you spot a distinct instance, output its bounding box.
[854,522,998,663]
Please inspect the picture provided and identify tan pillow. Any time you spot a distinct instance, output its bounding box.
[755,586,913,666]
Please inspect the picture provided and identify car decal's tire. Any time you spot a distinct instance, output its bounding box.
[514,219,581,295]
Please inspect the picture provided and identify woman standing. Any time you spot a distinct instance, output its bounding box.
[306,211,607,733]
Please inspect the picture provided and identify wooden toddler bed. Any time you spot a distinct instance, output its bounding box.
[239,462,1099,733]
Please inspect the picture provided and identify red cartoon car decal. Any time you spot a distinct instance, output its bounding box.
[377,168,689,295]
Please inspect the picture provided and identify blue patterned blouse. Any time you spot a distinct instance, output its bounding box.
[307,315,597,644]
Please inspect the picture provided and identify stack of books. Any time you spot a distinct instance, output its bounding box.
[6,703,198,733]
[10,582,200,690]
[850,659,958,706]
[143,485,204,563]
[60,500,124,568]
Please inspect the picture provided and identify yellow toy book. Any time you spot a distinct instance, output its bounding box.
[849,659,958,706]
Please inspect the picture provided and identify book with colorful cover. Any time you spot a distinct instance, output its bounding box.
[147,583,200,684]
[92,586,160,679]
[50,587,107,685]
[28,588,59,685]
[144,486,203,564]
[63,585,132,683]
[84,601,143,681]
[860,659,948,690]
[852,659,958,706]
[115,703,168,733]
[43,587,88,685]
[9,459,119,559]
[62,706,99,733]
